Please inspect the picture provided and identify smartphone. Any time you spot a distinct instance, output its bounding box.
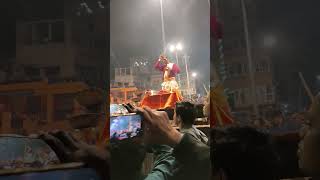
[110,114,143,141]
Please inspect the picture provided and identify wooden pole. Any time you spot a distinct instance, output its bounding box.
[203,84,209,94]
[298,72,315,103]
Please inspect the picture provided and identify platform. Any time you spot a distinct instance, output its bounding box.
[140,92,182,109]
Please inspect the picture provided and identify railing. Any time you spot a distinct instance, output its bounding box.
[0,77,80,85]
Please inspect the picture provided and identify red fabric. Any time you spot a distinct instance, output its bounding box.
[209,85,234,127]
[210,103,234,127]
[99,115,109,144]
[211,15,223,39]
[140,92,182,109]
[171,63,180,76]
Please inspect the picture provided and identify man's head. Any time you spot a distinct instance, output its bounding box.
[174,102,196,127]
[211,126,279,180]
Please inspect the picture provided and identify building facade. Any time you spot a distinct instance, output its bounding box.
[15,0,108,88]
[217,0,276,116]
[0,81,105,144]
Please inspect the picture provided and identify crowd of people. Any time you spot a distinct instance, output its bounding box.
[248,112,305,134]
[36,92,320,180]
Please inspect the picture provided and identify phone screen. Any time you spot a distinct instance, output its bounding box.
[110,114,142,141]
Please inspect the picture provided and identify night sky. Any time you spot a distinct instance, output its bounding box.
[258,0,320,61]
[0,1,19,59]
[256,0,320,106]
[0,0,64,59]
[110,0,210,83]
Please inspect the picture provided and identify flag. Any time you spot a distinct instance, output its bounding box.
[209,84,234,127]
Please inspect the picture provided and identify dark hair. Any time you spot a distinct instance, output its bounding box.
[176,101,196,125]
[211,126,280,180]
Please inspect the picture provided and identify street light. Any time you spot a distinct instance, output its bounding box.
[168,42,184,86]
[168,42,183,66]
[176,43,183,51]
[263,35,276,48]
[169,44,176,52]
[192,72,197,78]
[169,43,183,53]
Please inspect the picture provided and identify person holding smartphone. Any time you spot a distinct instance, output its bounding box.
[40,106,210,180]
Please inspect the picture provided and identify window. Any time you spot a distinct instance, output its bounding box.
[34,23,49,44]
[233,90,240,106]
[88,24,94,32]
[229,64,236,77]
[26,21,65,45]
[233,88,249,106]
[265,86,274,103]
[235,63,241,75]
[242,63,248,73]
[261,62,268,72]
[45,66,60,79]
[256,61,269,72]
[121,68,126,76]
[51,21,65,42]
[26,96,41,114]
[25,24,33,45]
[115,68,119,76]
[240,89,246,105]
[25,67,40,79]
[126,68,131,75]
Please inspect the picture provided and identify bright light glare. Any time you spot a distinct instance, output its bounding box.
[192,72,197,77]
[176,43,183,51]
[169,44,176,52]
[263,35,276,47]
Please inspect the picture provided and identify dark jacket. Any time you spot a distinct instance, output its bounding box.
[144,133,211,180]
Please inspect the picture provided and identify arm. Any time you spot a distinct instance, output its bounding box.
[138,108,211,180]
[154,59,166,71]
[144,145,176,180]
[144,135,211,180]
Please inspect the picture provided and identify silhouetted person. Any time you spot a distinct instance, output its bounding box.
[211,126,280,180]
[175,101,208,145]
